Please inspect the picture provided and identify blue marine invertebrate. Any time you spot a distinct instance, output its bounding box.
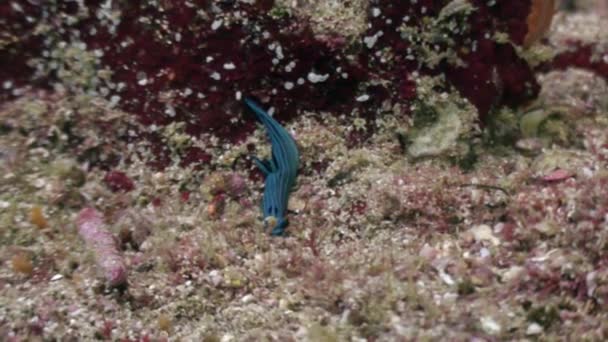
[244,97,299,236]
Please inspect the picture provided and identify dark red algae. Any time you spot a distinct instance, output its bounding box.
[1,0,549,161]
[542,43,608,80]
[104,171,135,193]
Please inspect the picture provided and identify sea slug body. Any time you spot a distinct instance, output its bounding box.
[244,97,299,236]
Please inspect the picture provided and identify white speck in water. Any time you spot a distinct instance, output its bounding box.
[211,19,223,30]
[285,61,296,72]
[165,105,176,117]
[11,2,23,12]
[307,72,329,83]
[364,35,378,49]
[284,82,294,90]
[275,45,284,60]
[210,72,221,80]
[364,31,384,49]
[356,94,370,102]
[223,62,236,70]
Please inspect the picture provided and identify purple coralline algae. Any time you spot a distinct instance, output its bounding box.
[76,207,128,287]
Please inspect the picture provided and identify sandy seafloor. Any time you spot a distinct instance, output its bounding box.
[2,3,608,342]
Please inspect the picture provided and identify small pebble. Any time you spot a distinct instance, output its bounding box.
[470,225,500,246]
[241,294,255,304]
[480,316,501,335]
[526,322,543,335]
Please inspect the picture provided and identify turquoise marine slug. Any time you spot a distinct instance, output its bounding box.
[244,97,299,236]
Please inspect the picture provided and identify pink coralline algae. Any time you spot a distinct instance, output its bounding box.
[76,208,128,288]
[1,1,543,153]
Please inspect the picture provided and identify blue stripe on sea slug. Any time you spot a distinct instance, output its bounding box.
[244,97,299,236]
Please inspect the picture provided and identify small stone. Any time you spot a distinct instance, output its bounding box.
[526,322,543,335]
[438,270,455,285]
[241,294,255,304]
[209,270,222,287]
[51,274,63,281]
[470,225,500,246]
[586,271,597,297]
[221,334,234,342]
[502,266,525,282]
[480,316,501,335]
